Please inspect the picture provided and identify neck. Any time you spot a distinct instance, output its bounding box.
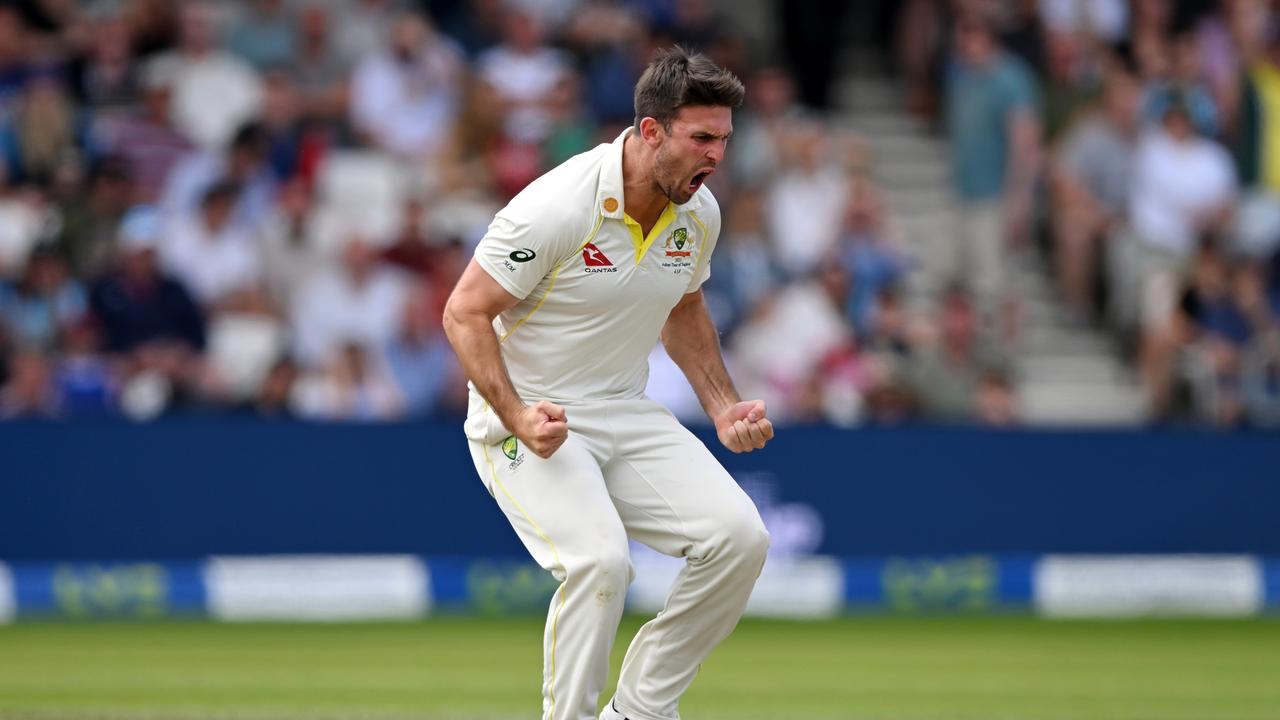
[621,132,669,225]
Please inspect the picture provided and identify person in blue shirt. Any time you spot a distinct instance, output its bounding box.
[944,12,1041,328]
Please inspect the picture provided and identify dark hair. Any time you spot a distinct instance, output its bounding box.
[230,122,268,154]
[201,180,241,208]
[633,46,745,129]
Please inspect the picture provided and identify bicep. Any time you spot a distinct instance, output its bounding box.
[671,287,706,314]
[664,288,709,333]
[447,258,524,321]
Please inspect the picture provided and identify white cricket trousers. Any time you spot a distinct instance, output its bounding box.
[465,396,770,720]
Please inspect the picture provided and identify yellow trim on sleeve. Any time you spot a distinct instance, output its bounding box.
[688,210,711,282]
[623,202,678,264]
[688,211,708,264]
[499,214,605,343]
[481,439,568,720]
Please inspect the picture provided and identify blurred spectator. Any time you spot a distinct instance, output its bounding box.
[765,116,847,278]
[561,2,645,126]
[1000,0,1049,77]
[350,10,464,160]
[974,369,1019,426]
[1051,64,1141,319]
[52,156,134,279]
[9,0,1240,431]
[908,287,1013,424]
[0,172,47,279]
[98,61,194,204]
[161,181,262,307]
[431,0,503,58]
[381,196,442,277]
[542,73,596,169]
[1241,331,1280,427]
[730,261,855,423]
[258,70,307,181]
[862,285,914,358]
[0,68,93,188]
[730,66,799,189]
[702,188,777,335]
[385,289,460,418]
[331,0,397,67]
[0,350,56,418]
[123,0,180,57]
[161,122,278,232]
[1128,101,1236,413]
[293,341,402,421]
[241,355,297,419]
[438,74,504,196]
[0,244,86,352]
[897,0,946,118]
[0,6,30,120]
[1142,32,1220,138]
[477,7,570,144]
[1176,246,1272,425]
[150,0,264,150]
[226,0,297,71]
[68,6,143,121]
[1235,23,1280,259]
[89,206,205,356]
[258,178,323,313]
[837,175,910,339]
[1038,19,1104,145]
[291,236,409,367]
[943,12,1041,323]
[776,0,847,110]
[1194,0,1259,138]
[51,319,115,418]
[291,3,349,126]
[1038,0,1129,45]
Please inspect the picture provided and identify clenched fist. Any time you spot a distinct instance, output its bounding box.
[714,399,774,453]
[512,400,569,458]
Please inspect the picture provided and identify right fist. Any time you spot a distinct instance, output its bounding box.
[513,400,569,458]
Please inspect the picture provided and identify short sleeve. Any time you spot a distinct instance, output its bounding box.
[1058,120,1101,181]
[687,198,722,293]
[1001,58,1038,115]
[473,208,578,300]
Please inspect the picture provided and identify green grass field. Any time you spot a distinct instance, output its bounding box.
[1,616,1278,720]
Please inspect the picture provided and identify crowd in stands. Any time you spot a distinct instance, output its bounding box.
[2,0,1275,428]
[901,0,1280,427]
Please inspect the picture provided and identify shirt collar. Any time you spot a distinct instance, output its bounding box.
[596,127,704,219]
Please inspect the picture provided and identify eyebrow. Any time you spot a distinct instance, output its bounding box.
[692,130,734,140]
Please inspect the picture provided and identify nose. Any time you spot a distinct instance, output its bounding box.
[705,140,725,165]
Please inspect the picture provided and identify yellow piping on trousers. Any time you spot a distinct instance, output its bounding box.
[482,440,568,719]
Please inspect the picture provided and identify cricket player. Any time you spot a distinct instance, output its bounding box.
[443,47,773,720]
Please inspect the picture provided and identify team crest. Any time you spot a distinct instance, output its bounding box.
[501,436,518,460]
[665,227,692,258]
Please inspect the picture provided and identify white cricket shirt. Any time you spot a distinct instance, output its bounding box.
[472,128,721,404]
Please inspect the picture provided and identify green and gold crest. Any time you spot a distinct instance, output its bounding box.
[673,227,688,249]
[501,436,518,460]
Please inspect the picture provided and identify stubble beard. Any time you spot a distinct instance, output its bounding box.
[653,142,692,205]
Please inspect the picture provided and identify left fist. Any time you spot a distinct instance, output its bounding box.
[715,399,774,453]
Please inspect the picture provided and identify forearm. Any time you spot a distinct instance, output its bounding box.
[661,294,740,420]
[442,306,525,428]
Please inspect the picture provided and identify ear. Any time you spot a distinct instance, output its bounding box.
[638,117,665,148]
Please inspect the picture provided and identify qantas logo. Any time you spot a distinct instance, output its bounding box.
[582,243,617,273]
[582,243,612,266]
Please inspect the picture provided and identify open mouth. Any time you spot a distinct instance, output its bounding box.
[689,168,714,192]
